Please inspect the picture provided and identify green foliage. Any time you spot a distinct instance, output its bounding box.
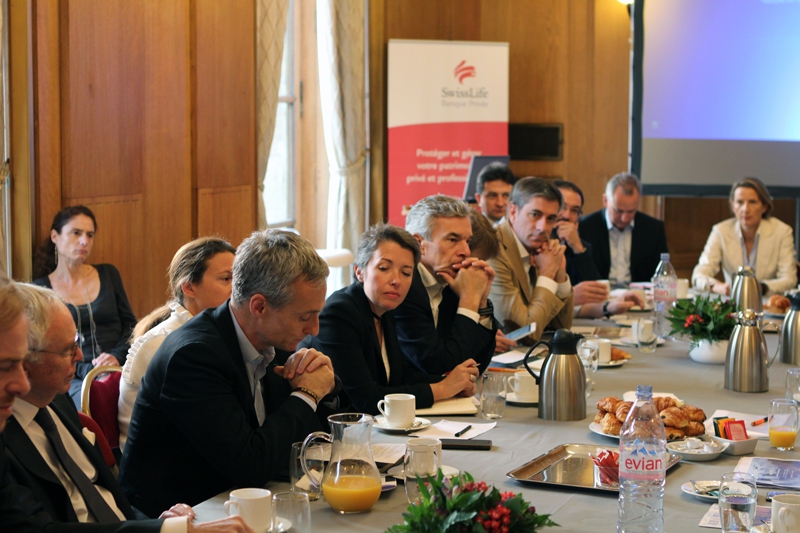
[385,470,558,533]
[666,294,737,348]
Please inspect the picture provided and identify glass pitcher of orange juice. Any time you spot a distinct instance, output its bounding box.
[301,413,381,514]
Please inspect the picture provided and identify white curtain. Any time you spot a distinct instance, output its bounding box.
[256,0,290,229]
[316,0,367,292]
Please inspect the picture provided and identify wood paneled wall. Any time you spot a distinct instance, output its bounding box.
[23,0,257,317]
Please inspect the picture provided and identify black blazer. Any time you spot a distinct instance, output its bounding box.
[393,268,495,375]
[2,394,162,532]
[578,209,669,283]
[564,239,601,285]
[119,302,331,517]
[300,282,440,414]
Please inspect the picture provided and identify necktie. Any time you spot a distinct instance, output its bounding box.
[253,357,267,426]
[34,408,120,523]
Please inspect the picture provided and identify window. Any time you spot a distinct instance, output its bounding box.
[263,2,295,228]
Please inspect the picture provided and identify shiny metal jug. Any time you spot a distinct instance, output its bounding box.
[524,329,586,421]
[724,309,781,393]
[780,295,800,364]
[730,266,762,315]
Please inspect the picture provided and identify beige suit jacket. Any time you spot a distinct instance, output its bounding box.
[489,220,574,341]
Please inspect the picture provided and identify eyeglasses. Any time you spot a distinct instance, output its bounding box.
[30,334,81,359]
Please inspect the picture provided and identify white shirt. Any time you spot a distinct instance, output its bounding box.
[605,209,634,285]
[416,263,491,329]
[229,303,316,413]
[11,399,185,532]
[512,230,572,300]
[118,302,192,451]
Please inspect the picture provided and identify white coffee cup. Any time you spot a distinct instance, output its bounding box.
[224,488,272,533]
[677,278,690,299]
[508,372,538,402]
[596,279,611,296]
[772,493,800,533]
[596,338,612,363]
[630,320,639,343]
[377,393,416,428]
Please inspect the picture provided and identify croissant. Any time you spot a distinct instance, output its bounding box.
[653,396,678,412]
[615,401,633,423]
[602,412,622,435]
[769,294,791,312]
[681,405,706,423]
[665,427,685,440]
[660,406,689,428]
[597,396,622,413]
[594,411,605,424]
[684,421,706,437]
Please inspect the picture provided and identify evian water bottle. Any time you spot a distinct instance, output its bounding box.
[617,384,666,533]
[652,253,677,338]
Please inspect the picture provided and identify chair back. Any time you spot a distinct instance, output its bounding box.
[77,412,117,468]
[80,366,123,451]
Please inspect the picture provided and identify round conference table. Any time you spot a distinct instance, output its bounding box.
[194,319,795,532]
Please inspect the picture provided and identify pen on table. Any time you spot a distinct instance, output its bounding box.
[454,425,472,437]
[751,416,769,426]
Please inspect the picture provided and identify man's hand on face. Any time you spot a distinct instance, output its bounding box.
[274,347,336,398]
[573,281,610,306]
[532,239,566,281]
[553,219,585,253]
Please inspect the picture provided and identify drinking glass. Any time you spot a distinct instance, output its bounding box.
[719,471,757,533]
[770,398,799,451]
[785,368,800,403]
[290,441,324,501]
[272,491,311,533]
[479,372,506,420]
[404,438,442,505]
[577,337,599,397]
[636,318,657,353]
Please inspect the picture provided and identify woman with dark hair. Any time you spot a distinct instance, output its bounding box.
[692,177,797,296]
[32,205,136,408]
[300,223,478,415]
[118,236,235,449]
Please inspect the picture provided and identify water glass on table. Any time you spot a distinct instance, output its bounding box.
[272,492,311,533]
[479,372,506,419]
[719,471,757,533]
[291,442,323,501]
[577,337,599,397]
[636,318,657,353]
[404,438,442,504]
[785,368,800,403]
[770,398,799,451]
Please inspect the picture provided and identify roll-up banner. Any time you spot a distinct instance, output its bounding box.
[387,39,509,225]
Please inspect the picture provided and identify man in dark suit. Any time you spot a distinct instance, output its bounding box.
[120,230,337,517]
[395,195,497,375]
[2,283,251,532]
[579,172,669,284]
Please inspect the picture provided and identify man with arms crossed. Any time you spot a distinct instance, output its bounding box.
[579,172,668,285]
[3,281,250,532]
[120,231,336,517]
[474,162,515,224]
[489,177,574,340]
[395,195,497,375]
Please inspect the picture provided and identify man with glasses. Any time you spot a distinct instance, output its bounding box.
[2,282,252,532]
[579,172,669,285]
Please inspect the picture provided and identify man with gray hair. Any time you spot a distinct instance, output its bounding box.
[489,177,574,340]
[579,172,668,284]
[395,195,497,374]
[120,230,337,517]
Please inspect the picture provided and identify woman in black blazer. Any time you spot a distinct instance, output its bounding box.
[301,224,478,414]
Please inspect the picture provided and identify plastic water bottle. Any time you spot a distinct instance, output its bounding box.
[618,384,666,533]
[652,253,677,338]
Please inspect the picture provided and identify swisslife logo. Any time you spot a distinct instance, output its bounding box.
[441,59,488,105]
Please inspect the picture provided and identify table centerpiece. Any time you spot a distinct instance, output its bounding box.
[666,294,736,364]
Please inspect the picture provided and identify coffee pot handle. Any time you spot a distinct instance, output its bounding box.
[523,340,550,385]
[763,321,782,368]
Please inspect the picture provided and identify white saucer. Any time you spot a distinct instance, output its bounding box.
[507,392,537,406]
[374,417,431,433]
[598,359,626,368]
[387,464,459,480]
[613,318,636,327]
[270,517,292,533]
[612,337,665,347]
[589,422,619,440]
[679,481,719,502]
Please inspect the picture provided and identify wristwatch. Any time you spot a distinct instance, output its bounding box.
[602,301,611,318]
[478,299,494,318]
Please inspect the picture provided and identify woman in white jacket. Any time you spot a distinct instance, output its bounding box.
[118,237,235,450]
[692,177,797,296]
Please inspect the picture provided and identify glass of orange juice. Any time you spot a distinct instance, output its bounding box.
[769,398,799,451]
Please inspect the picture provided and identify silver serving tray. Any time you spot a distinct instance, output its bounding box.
[506,443,681,493]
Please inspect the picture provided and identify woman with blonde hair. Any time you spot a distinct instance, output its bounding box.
[692,177,797,296]
[118,236,235,449]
